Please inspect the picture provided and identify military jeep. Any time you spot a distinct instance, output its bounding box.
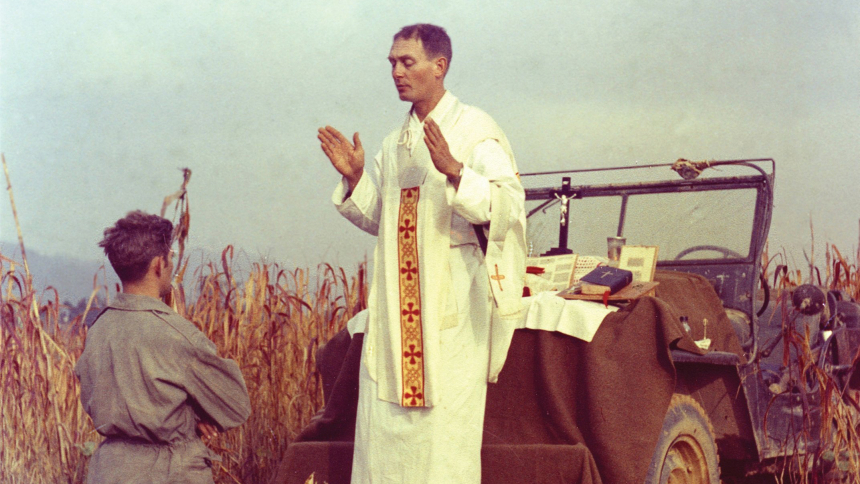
[521,158,860,483]
[278,159,860,484]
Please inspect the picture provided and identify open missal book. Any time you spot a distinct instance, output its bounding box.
[525,254,577,293]
[618,245,659,282]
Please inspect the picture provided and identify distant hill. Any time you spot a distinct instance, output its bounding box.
[0,242,323,314]
[0,241,119,305]
[0,242,256,307]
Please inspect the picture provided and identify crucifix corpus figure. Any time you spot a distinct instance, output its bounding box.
[318,23,527,484]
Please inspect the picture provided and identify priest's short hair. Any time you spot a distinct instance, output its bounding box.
[394,23,452,69]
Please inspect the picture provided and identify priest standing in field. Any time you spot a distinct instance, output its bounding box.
[317,24,526,483]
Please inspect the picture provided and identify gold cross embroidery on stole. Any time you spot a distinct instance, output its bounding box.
[397,187,425,407]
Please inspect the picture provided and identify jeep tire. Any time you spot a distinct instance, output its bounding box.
[645,394,721,484]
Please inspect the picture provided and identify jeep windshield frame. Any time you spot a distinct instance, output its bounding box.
[521,158,775,357]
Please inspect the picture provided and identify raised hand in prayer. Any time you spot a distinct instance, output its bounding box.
[424,118,464,186]
[318,126,365,189]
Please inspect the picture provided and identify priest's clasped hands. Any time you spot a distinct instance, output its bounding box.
[318,118,464,190]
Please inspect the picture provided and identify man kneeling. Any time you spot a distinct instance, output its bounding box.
[75,210,251,483]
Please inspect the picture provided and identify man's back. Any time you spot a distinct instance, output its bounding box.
[76,293,250,483]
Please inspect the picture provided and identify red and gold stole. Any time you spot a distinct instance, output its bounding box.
[397,186,425,407]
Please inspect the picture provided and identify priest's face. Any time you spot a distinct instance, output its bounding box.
[388,37,444,104]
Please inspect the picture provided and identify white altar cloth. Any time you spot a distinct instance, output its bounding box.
[347,291,616,343]
[518,291,617,342]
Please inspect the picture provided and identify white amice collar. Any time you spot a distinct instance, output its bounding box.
[397,111,425,156]
[396,91,456,156]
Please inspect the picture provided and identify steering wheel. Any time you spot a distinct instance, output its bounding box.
[674,245,744,260]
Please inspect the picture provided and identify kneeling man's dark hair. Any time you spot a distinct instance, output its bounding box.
[99,211,173,283]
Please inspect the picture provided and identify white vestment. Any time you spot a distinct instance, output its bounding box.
[333,91,526,484]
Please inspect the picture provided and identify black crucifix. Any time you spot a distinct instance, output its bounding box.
[543,176,576,256]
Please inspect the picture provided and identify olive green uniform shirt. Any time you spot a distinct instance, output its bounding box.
[75,293,251,483]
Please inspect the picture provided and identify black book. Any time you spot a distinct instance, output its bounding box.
[579,266,633,295]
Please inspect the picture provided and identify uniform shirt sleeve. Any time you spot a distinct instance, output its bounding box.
[332,149,383,236]
[447,139,522,226]
[184,331,252,432]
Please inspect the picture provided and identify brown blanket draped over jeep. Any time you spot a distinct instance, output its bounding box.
[276,271,744,484]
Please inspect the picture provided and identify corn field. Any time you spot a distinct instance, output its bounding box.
[2,164,859,483]
[0,162,367,483]
[759,241,860,484]
[1,246,367,483]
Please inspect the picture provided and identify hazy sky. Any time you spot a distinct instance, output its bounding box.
[2,0,859,272]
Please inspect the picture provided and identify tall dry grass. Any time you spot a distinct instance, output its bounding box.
[0,246,367,484]
[2,158,859,483]
[1,255,91,483]
[0,248,366,483]
[761,240,860,483]
[0,161,367,483]
[2,152,96,483]
[178,252,367,483]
